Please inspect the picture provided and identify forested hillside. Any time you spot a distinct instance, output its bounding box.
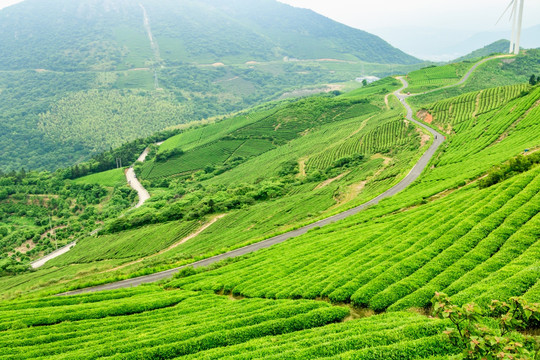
[0,0,424,172]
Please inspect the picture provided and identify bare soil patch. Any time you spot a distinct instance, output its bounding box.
[416,109,433,124]
[14,240,36,254]
[297,158,307,178]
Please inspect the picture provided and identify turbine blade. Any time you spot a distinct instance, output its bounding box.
[496,0,515,25]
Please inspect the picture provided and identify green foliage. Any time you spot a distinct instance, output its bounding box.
[278,160,300,177]
[426,84,530,129]
[479,153,540,189]
[63,128,181,180]
[155,148,184,163]
[74,168,126,188]
[409,50,540,109]
[0,0,423,173]
[143,96,379,179]
[38,89,190,156]
[0,258,30,276]
[432,292,540,359]
[0,170,136,265]
[169,165,540,308]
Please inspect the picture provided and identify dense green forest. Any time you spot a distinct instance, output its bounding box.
[0,169,136,275]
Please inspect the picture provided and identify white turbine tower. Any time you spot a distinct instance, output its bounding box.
[500,0,525,55]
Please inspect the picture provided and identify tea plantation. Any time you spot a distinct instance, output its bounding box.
[1,55,539,359]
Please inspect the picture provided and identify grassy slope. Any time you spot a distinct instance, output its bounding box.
[0,287,454,359]
[0,58,539,359]
[74,168,126,187]
[0,77,429,296]
[408,49,540,108]
[167,83,540,310]
[405,62,473,94]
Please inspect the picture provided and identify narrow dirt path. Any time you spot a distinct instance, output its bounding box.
[102,214,227,273]
[139,3,160,89]
[59,56,508,296]
[32,145,158,269]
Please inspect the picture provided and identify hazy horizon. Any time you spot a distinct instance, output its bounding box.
[277,0,540,60]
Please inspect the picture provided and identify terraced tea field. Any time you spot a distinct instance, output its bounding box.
[0,287,455,359]
[1,55,539,360]
[405,62,473,93]
[169,165,540,310]
[426,83,529,129]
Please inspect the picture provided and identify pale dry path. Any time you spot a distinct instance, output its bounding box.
[126,146,152,208]
[30,242,76,269]
[139,3,160,89]
[126,168,150,209]
[127,142,163,208]
[32,146,157,268]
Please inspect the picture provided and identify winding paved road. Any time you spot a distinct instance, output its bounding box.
[414,54,514,95]
[60,55,512,295]
[59,80,447,296]
[30,242,76,269]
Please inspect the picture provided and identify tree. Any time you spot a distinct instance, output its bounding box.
[530,75,538,86]
[362,79,368,87]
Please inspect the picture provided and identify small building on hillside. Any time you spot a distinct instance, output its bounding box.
[355,76,380,84]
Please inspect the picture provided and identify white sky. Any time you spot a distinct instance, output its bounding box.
[0,0,21,10]
[2,0,538,31]
[277,0,540,32]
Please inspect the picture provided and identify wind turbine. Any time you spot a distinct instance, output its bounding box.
[499,0,525,55]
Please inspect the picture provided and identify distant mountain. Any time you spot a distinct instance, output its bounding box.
[375,24,540,61]
[453,40,511,62]
[445,25,540,59]
[0,0,420,71]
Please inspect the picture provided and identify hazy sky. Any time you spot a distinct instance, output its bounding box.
[2,0,538,31]
[277,0,540,32]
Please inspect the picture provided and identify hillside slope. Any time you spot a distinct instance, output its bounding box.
[453,39,511,62]
[0,57,539,359]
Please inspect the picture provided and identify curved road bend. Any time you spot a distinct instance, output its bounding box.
[418,54,514,95]
[31,146,158,269]
[127,147,152,208]
[127,141,164,208]
[59,81,445,295]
